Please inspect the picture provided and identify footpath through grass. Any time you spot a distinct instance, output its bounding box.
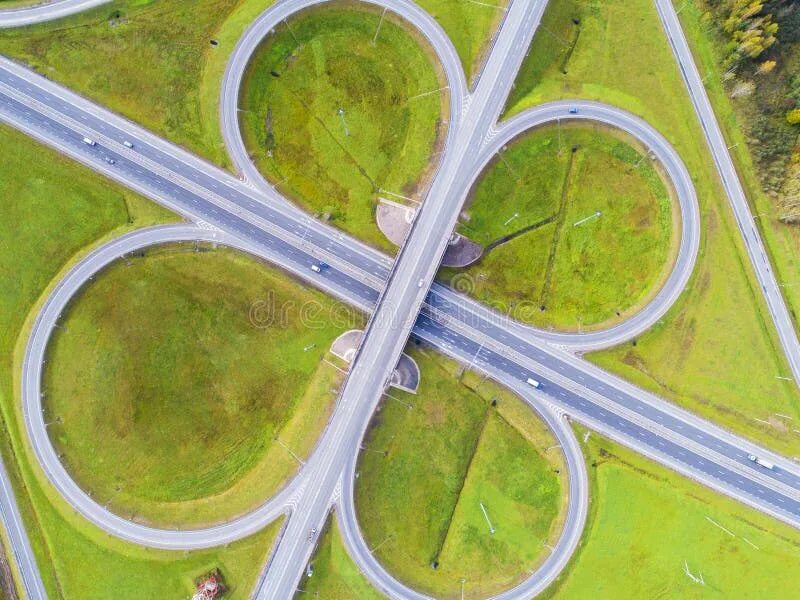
[44,244,358,527]
[239,6,445,250]
[297,516,381,599]
[355,349,566,598]
[0,122,283,597]
[506,0,800,456]
[543,428,800,598]
[439,124,675,331]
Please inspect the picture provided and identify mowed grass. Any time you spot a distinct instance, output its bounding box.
[0,0,502,167]
[506,0,800,455]
[39,515,282,600]
[298,516,381,599]
[0,123,282,598]
[543,429,800,598]
[355,349,566,598]
[0,0,256,164]
[440,125,675,331]
[239,7,445,250]
[44,244,359,527]
[415,0,504,82]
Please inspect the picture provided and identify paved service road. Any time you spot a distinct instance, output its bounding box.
[0,0,110,27]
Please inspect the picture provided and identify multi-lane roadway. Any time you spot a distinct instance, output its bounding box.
[2,0,800,598]
[0,0,110,28]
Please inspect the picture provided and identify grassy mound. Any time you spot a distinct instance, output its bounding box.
[239,6,445,250]
[440,125,676,331]
[355,351,566,598]
[44,244,360,527]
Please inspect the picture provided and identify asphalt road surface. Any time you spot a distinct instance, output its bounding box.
[0,0,110,28]
[1,0,800,597]
[4,44,800,596]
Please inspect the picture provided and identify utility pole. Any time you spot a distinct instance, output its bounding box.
[573,211,601,227]
[479,502,495,534]
[557,118,562,156]
[337,108,350,137]
[683,561,705,585]
[372,8,387,45]
[274,437,305,465]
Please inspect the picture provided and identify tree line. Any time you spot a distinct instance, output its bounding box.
[703,0,800,222]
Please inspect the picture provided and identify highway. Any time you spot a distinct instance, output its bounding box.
[19,214,800,596]
[0,0,800,597]
[0,0,110,28]
[653,0,800,382]
[337,380,589,600]
[252,0,552,595]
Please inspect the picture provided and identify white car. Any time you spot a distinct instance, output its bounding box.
[123,140,134,148]
[82,137,96,146]
[310,264,321,273]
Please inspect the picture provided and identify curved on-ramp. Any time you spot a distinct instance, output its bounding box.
[0,0,110,28]
[337,388,588,599]
[220,0,468,192]
[21,224,307,549]
[428,100,702,352]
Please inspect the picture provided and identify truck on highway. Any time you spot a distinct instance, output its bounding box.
[82,137,96,146]
[747,454,775,470]
[526,377,541,388]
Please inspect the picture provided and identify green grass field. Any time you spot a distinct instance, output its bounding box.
[415,0,504,82]
[44,244,359,527]
[506,0,800,456]
[298,516,381,599]
[239,6,444,250]
[543,428,800,598]
[0,122,283,597]
[0,0,501,168]
[355,349,566,598]
[0,0,257,164]
[673,2,800,380]
[439,125,676,331]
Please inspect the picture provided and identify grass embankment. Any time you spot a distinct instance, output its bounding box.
[239,6,444,250]
[543,428,800,598]
[0,122,280,597]
[439,125,675,331]
[506,0,800,456]
[297,516,381,599]
[44,244,359,527]
[355,349,566,598]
